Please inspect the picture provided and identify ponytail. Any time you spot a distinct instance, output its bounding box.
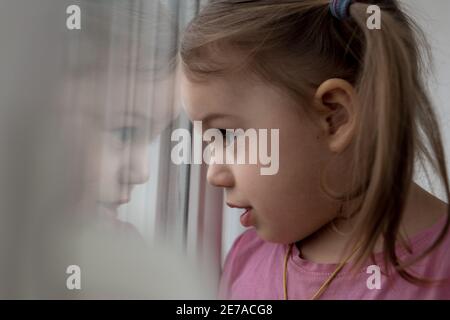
[347,1,450,283]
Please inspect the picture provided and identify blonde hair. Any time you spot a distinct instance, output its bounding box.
[180,0,450,284]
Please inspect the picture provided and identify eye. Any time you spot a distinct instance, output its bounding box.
[218,128,227,137]
[111,126,138,144]
[218,128,235,146]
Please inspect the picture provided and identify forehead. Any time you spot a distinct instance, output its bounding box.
[180,71,249,120]
[62,70,177,133]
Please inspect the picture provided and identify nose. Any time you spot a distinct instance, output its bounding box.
[206,163,234,188]
[120,145,150,186]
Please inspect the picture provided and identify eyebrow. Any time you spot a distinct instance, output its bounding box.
[201,113,233,124]
[124,110,149,120]
[118,110,155,126]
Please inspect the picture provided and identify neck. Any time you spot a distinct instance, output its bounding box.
[297,183,447,264]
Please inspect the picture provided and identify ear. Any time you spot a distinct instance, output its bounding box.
[313,79,359,153]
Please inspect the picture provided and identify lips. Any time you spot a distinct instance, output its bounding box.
[239,207,253,228]
[117,198,130,205]
[98,199,128,219]
[226,202,253,228]
[226,202,250,209]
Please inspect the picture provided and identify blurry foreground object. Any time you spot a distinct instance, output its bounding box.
[0,0,214,299]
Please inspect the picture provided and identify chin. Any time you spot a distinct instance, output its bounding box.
[256,228,295,245]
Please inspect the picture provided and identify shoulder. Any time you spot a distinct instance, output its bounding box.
[428,216,450,267]
[406,214,450,284]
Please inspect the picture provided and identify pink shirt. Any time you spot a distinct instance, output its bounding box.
[219,216,450,300]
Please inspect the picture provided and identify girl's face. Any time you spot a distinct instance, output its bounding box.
[96,75,175,219]
[181,71,347,244]
[65,70,176,220]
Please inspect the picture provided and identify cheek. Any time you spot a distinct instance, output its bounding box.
[253,172,335,244]
[94,142,124,199]
[245,132,335,243]
[276,131,322,189]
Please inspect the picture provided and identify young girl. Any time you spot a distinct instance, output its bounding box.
[179,0,450,299]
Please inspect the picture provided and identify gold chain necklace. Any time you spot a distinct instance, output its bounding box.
[283,242,361,300]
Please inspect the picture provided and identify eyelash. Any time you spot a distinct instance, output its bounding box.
[111,126,138,144]
[217,128,236,145]
[218,128,227,137]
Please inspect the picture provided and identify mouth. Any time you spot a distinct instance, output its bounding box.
[226,202,250,209]
[226,202,254,228]
[117,198,130,205]
[98,199,129,219]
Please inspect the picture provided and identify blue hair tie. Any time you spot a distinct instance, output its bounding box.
[329,0,353,20]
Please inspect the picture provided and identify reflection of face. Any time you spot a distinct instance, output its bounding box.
[64,69,176,220]
[97,109,151,216]
[181,71,343,245]
[54,0,179,223]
